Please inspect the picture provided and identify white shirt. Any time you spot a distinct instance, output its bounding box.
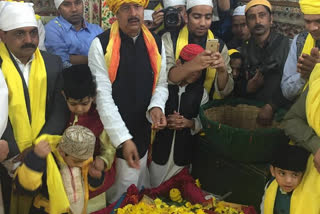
[0,69,8,138]
[88,37,168,148]
[11,53,34,87]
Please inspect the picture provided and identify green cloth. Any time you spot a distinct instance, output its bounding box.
[274,187,291,214]
[282,89,320,155]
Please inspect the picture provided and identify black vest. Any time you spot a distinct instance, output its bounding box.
[152,83,204,166]
[97,29,162,158]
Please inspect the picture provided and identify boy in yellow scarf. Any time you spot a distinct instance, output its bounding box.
[261,145,309,214]
[13,125,105,214]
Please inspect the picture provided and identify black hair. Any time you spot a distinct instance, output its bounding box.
[272,145,310,172]
[230,52,243,61]
[62,64,97,100]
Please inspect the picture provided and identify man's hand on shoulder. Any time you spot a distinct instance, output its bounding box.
[0,140,9,162]
[149,107,167,130]
[122,139,140,169]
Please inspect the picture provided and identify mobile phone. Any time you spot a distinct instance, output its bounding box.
[206,39,219,53]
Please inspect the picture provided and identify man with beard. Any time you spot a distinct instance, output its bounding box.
[227,5,251,49]
[237,0,290,125]
[45,0,103,68]
[281,0,320,101]
[0,2,69,213]
[88,0,168,203]
[164,0,234,100]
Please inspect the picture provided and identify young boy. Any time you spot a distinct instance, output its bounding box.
[261,145,310,214]
[228,49,243,97]
[149,44,209,187]
[62,64,116,211]
[13,125,103,214]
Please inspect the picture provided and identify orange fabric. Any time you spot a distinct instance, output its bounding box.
[104,21,161,93]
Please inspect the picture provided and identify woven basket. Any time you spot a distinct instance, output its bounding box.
[200,98,289,163]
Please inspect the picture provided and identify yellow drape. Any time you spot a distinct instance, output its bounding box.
[0,42,46,152]
[264,155,320,214]
[175,26,221,99]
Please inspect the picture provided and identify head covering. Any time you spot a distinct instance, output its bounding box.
[60,125,96,160]
[106,0,149,14]
[179,44,204,61]
[272,145,310,172]
[144,9,154,21]
[0,1,37,31]
[245,0,272,13]
[54,0,63,9]
[186,0,213,11]
[163,0,186,8]
[233,5,246,16]
[299,0,320,15]
[228,49,240,56]
[62,64,96,100]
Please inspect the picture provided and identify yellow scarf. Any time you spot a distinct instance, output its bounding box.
[264,155,320,214]
[35,135,70,214]
[0,42,46,152]
[104,21,161,93]
[175,25,221,99]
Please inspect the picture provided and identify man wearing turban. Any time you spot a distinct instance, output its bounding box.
[163,0,234,101]
[45,0,103,68]
[88,0,168,203]
[281,0,320,101]
[236,0,291,125]
[0,1,69,213]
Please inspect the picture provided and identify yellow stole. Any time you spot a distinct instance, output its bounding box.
[264,155,320,214]
[300,33,320,92]
[0,42,46,152]
[104,21,161,93]
[175,25,221,99]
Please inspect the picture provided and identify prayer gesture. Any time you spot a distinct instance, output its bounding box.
[0,140,9,162]
[297,47,320,80]
[167,111,194,130]
[150,107,167,130]
[246,70,264,93]
[34,141,51,159]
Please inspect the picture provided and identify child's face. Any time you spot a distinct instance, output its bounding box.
[230,58,242,79]
[66,96,94,116]
[184,70,201,84]
[270,166,304,193]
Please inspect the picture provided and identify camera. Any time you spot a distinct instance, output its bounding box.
[161,7,180,31]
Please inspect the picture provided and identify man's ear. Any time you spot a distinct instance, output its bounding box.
[0,30,6,42]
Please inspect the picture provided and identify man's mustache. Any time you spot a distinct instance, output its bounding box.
[21,43,36,49]
[254,24,264,30]
[128,17,140,23]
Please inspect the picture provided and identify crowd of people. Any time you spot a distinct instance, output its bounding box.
[0,0,320,213]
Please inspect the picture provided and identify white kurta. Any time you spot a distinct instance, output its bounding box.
[149,85,208,188]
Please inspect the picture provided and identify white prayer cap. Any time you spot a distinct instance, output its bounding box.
[0,1,37,31]
[144,9,154,21]
[186,0,213,11]
[233,5,246,16]
[163,0,186,8]
[54,0,64,9]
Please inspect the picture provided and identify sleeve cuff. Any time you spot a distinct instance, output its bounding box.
[24,151,47,173]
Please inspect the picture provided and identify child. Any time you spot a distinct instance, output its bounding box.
[62,64,116,211]
[261,145,310,214]
[14,125,104,214]
[149,44,209,188]
[228,49,243,97]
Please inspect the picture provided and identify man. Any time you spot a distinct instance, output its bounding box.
[164,0,233,100]
[152,0,187,35]
[0,2,68,213]
[45,0,103,68]
[237,0,290,125]
[88,0,168,203]
[282,0,320,174]
[281,0,320,101]
[227,5,251,49]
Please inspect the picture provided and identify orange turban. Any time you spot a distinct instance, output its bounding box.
[299,0,320,15]
[106,0,149,14]
[245,0,272,13]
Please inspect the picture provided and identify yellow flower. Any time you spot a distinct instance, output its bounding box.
[195,179,201,188]
[170,188,183,203]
